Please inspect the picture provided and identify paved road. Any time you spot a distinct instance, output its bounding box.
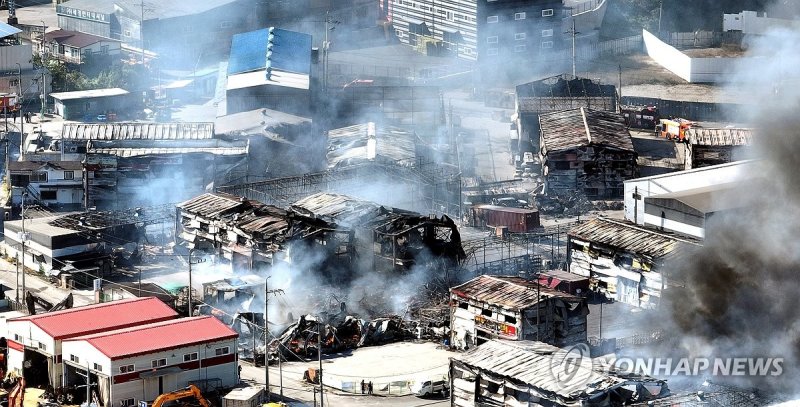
[240,362,448,407]
[0,256,93,308]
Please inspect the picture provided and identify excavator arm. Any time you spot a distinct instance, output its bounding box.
[150,385,211,407]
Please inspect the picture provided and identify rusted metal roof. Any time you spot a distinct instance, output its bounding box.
[568,217,701,259]
[539,107,634,153]
[177,192,248,218]
[685,128,753,146]
[450,275,577,311]
[88,145,248,157]
[327,122,418,169]
[61,122,215,140]
[454,340,666,402]
[291,192,382,225]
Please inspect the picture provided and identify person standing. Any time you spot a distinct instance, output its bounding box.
[368,381,373,395]
[361,380,365,395]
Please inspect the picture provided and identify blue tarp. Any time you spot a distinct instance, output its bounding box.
[0,22,21,39]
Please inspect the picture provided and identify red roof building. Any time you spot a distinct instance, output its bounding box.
[62,316,240,405]
[5,297,178,389]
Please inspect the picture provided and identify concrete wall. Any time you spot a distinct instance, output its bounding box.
[642,29,747,83]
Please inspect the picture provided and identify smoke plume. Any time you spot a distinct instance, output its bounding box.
[653,3,800,395]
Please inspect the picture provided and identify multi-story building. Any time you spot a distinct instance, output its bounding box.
[386,0,566,61]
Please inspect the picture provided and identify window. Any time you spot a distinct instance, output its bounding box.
[514,12,526,20]
[120,398,135,407]
[505,315,517,324]
[9,79,18,87]
[487,48,498,56]
[124,30,131,37]
[542,9,554,17]
[93,363,102,372]
[119,364,135,373]
[38,342,46,351]
[13,334,21,342]
[481,309,492,317]
[183,352,199,362]
[514,44,526,52]
[515,33,526,40]
[486,15,498,23]
[101,45,108,54]
[58,44,65,54]
[542,29,553,37]
[63,171,74,180]
[151,358,167,368]
[486,36,498,44]
[70,47,79,58]
[215,346,230,356]
[70,355,80,364]
[541,41,554,49]
[33,172,47,182]
[40,190,57,200]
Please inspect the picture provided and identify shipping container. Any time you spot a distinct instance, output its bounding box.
[223,386,264,407]
[469,205,540,233]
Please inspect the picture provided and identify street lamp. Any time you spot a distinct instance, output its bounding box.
[15,62,23,159]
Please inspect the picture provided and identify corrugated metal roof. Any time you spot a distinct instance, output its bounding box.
[9,161,83,171]
[516,74,616,99]
[454,340,633,400]
[66,316,238,360]
[177,192,248,218]
[61,122,215,140]
[291,192,382,225]
[88,146,247,157]
[473,205,537,215]
[685,128,753,146]
[539,107,634,153]
[9,297,177,340]
[327,123,418,169]
[0,22,22,39]
[49,88,129,101]
[228,27,312,75]
[568,217,701,259]
[450,275,577,311]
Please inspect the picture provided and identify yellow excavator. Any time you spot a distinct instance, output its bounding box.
[151,385,211,407]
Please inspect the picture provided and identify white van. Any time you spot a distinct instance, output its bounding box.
[411,379,449,397]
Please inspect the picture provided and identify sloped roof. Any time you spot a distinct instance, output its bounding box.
[326,122,418,169]
[568,217,701,260]
[454,340,665,403]
[50,88,129,101]
[539,107,634,153]
[61,122,214,140]
[56,0,238,19]
[684,128,753,146]
[291,192,382,226]
[65,316,237,360]
[9,161,83,171]
[8,297,177,340]
[0,21,21,39]
[450,275,578,311]
[177,192,251,218]
[44,29,118,48]
[646,182,749,214]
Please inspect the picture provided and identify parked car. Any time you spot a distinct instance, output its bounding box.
[412,380,449,397]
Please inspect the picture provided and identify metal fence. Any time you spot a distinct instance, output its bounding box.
[621,96,747,122]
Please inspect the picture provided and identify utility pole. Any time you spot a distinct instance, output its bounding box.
[187,248,205,317]
[658,1,663,34]
[21,191,26,302]
[323,11,330,92]
[263,277,284,402]
[566,19,579,77]
[318,318,324,407]
[15,63,23,159]
[140,2,145,65]
[618,64,622,104]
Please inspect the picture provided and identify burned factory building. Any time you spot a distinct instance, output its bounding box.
[683,127,754,169]
[176,191,464,276]
[538,107,637,199]
[451,340,669,407]
[515,74,617,155]
[567,217,702,308]
[59,122,249,210]
[449,275,588,350]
